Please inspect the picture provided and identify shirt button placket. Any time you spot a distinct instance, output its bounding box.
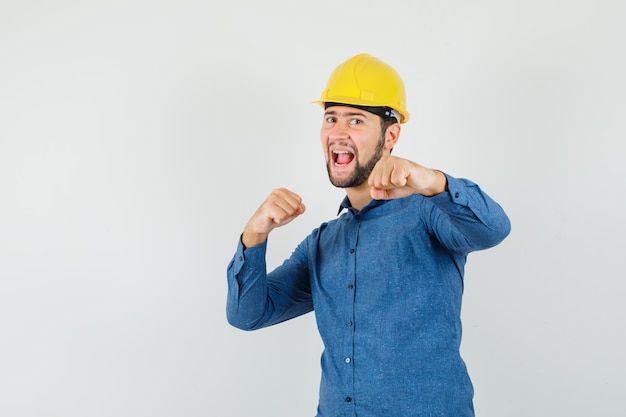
[346,214,359,412]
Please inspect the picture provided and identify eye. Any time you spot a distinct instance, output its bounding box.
[325,116,336,123]
[349,118,363,125]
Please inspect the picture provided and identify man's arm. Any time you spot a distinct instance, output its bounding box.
[226,188,312,331]
[368,155,510,252]
[425,174,510,252]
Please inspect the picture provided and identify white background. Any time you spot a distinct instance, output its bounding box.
[1,1,624,416]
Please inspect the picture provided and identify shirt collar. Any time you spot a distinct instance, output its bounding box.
[337,196,352,215]
[337,196,389,216]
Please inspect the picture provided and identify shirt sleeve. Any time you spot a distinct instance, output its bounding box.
[226,236,314,331]
[424,174,511,253]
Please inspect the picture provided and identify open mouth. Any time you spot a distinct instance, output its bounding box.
[332,150,355,167]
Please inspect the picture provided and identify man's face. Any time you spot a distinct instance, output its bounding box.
[320,105,386,188]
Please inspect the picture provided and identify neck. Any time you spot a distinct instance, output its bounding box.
[345,182,373,211]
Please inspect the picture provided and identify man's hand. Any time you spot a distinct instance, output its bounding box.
[242,188,306,248]
[368,155,447,200]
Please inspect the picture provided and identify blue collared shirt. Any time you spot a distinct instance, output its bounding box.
[227,175,510,417]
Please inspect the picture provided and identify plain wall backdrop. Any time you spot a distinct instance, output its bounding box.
[1,1,624,416]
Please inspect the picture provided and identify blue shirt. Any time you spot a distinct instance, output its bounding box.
[227,175,511,417]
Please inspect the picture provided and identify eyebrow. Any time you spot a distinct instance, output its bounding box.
[324,110,369,118]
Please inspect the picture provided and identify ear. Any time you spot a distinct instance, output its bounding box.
[384,123,401,151]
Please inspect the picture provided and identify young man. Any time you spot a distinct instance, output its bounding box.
[226,53,511,417]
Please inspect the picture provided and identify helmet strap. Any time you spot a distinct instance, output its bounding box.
[325,102,400,123]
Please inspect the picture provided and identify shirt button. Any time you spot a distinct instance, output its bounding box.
[347,284,354,290]
[454,192,460,198]
[347,321,352,327]
[355,215,360,221]
[345,357,351,364]
[346,397,352,403]
[349,248,355,254]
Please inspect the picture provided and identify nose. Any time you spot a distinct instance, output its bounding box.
[328,121,349,141]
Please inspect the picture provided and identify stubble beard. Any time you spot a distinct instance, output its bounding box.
[326,135,385,188]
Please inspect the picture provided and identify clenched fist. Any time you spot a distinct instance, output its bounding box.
[368,155,447,200]
[242,188,306,248]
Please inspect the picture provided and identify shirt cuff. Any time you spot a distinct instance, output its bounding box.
[429,174,473,207]
[445,174,472,206]
[231,236,267,276]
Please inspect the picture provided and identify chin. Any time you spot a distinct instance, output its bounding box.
[328,173,359,189]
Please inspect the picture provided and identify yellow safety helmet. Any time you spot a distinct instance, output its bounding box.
[313,53,410,123]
